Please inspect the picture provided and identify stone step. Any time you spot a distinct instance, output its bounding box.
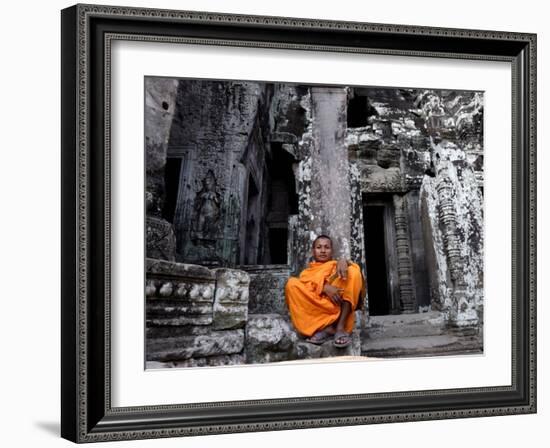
[294,330,362,359]
[362,334,483,358]
[367,311,446,339]
[245,314,362,364]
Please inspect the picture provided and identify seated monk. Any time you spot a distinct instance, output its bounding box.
[285,235,364,348]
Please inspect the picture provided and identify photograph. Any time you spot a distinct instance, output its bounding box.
[144,77,485,369]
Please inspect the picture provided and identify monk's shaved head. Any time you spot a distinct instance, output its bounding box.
[311,235,333,262]
[312,234,332,248]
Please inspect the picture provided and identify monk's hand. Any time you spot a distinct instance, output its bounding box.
[337,258,349,280]
[323,284,343,304]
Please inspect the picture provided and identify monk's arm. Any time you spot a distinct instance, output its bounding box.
[336,258,350,279]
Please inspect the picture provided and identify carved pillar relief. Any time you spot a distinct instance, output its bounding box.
[393,194,416,313]
[349,162,366,272]
[435,165,463,284]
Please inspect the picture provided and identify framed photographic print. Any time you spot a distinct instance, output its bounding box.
[61,3,536,443]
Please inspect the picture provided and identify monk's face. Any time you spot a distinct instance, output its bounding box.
[312,238,333,262]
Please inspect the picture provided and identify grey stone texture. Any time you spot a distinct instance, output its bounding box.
[245,314,298,364]
[212,268,250,330]
[146,216,177,261]
[294,330,362,358]
[309,87,352,259]
[363,334,482,358]
[146,259,250,362]
[367,312,445,339]
[243,265,291,314]
[147,329,245,362]
[165,80,273,268]
[145,78,179,260]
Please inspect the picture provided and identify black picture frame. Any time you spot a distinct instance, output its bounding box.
[61,4,536,443]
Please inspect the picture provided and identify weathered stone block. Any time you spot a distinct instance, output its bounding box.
[367,312,445,339]
[147,326,210,338]
[147,299,213,315]
[357,144,378,164]
[377,148,401,168]
[146,216,176,261]
[212,268,250,330]
[146,329,245,362]
[244,265,290,315]
[146,258,217,327]
[147,258,215,280]
[359,164,402,193]
[146,299,213,327]
[245,314,298,364]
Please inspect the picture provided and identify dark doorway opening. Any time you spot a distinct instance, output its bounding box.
[364,204,391,315]
[264,143,298,264]
[347,95,369,128]
[162,157,182,223]
[244,174,260,264]
[268,228,288,264]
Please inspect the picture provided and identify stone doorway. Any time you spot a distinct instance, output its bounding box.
[263,143,298,265]
[363,195,399,315]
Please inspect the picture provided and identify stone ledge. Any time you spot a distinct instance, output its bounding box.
[367,311,446,339]
[362,334,482,358]
[147,329,245,362]
[146,258,215,279]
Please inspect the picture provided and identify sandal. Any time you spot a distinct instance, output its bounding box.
[333,331,352,348]
[306,329,331,345]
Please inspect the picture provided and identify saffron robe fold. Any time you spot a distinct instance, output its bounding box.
[285,260,364,337]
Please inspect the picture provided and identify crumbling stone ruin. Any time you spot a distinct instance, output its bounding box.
[145,77,484,368]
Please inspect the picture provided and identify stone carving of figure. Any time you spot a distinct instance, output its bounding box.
[193,170,220,239]
[423,94,446,130]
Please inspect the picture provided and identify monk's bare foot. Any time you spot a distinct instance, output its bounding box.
[306,329,330,345]
[333,330,352,348]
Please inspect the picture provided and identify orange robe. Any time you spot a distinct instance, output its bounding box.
[285,260,364,337]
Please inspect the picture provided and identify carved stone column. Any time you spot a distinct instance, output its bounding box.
[423,138,483,329]
[145,77,179,261]
[309,87,351,258]
[350,162,366,271]
[435,167,463,283]
[393,194,416,313]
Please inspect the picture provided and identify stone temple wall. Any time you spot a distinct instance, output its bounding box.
[345,88,484,323]
[166,80,272,267]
